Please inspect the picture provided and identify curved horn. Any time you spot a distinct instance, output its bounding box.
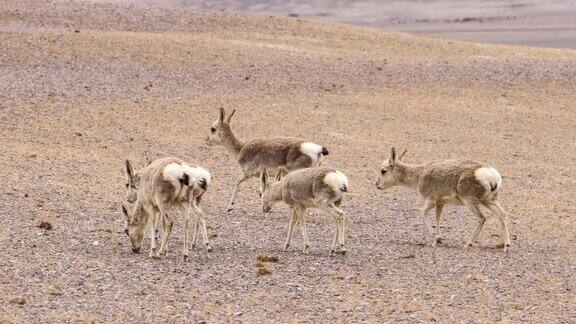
[225,109,236,124]
[219,107,225,124]
[398,148,408,161]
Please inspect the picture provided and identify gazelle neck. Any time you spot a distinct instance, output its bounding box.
[221,125,243,157]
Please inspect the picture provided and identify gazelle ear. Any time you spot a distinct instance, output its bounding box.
[121,205,130,221]
[389,147,397,165]
[219,107,225,124]
[225,109,236,124]
[261,170,268,184]
[398,148,408,161]
[125,160,134,180]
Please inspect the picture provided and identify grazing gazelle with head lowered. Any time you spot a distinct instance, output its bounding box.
[207,108,329,212]
[122,157,212,260]
[262,167,349,254]
[376,148,511,252]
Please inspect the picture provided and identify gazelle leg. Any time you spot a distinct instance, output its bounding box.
[191,214,200,250]
[433,204,444,246]
[227,173,249,212]
[180,205,191,261]
[485,201,511,252]
[421,199,436,245]
[191,198,212,251]
[295,205,310,254]
[330,214,340,253]
[284,208,298,251]
[463,201,486,248]
[324,204,346,254]
[157,208,173,257]
[148,212,157,258]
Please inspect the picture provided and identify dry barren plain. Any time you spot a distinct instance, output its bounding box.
[1,0,575,322]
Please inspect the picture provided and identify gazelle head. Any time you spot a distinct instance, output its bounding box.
[121,205,145,253]
[376,147,407,190]
[207,107,235,146]
[124,160,139,203]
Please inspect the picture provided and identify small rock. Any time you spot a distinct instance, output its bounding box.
[10,297,26,306]
[257,267,272,276]
[37,221,53,230]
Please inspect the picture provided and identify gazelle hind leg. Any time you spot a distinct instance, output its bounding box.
[295,205,310,254]
[463,201,486,248]
[180,205,191,261]
[191,198,212,251]
[485,201,511,252]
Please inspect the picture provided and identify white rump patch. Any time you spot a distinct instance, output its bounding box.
[163,163,211,188]
[163,163,185,184]
[182,164,211,187]
[300,142,323,165]
[324,170,349,193]
[475,167,502,192]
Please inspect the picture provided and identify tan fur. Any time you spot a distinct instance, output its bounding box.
[376,148,511,251]
[122,157,212,260]
[207,108,328,212]
[262,167,348,254]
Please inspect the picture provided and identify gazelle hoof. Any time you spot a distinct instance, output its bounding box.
[227,206,234,212]
[503,244,510,252]
[302,245,310,254]
[283,244,290,251]
[206,244,213,252]
[182,255,188,261]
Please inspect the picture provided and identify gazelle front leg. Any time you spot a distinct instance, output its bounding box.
[148,213,157,258]
[156,207,173,257]
[421,199,436,246]
[284,208,299,251]
[433,204,444,246]
[191,198,212,251]
[227,172,249,212]
[158,214,173,256]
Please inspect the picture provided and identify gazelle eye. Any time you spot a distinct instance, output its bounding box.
[210,127,216,133]
[381,169,387,175]
[125,183,129,188]
[124,229,129,236]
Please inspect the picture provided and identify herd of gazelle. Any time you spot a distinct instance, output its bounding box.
[122,108,511,260]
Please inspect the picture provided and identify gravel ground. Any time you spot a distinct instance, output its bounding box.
[1,0,575,322]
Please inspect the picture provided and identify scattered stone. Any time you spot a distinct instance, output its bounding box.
[37,221,53,230]
[257,255,278,263]
[257,267,272,276]
[10,297,26,306]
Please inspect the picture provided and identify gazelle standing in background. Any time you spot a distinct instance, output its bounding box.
[376,148,511,251]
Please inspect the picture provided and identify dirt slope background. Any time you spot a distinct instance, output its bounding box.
[1,0,575,322]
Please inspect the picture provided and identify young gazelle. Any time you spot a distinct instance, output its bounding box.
[262,167,349,254]
[207,108,329,212]
[375,148,511,251]
[121,157,212,260]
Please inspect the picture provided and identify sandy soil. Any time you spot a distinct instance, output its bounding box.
[95,0,576,49]
[1,0,576,322]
